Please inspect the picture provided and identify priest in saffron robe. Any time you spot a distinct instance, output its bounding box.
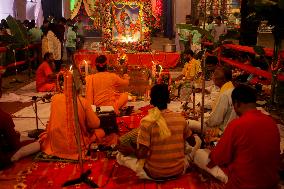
[36,52,56,92]
[40,71,105,160]
[85,55,130,114]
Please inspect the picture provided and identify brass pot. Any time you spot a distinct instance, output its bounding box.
[163,44,176,52]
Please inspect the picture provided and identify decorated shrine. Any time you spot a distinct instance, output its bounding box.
[70,0,163,52]
[1,0,284,189]
[102,0,153,52]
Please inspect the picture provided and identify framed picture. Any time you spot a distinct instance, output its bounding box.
[102,0,153,52]
[112,3,142,43]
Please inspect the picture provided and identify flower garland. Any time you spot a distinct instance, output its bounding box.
[152,0,162,30]
[102,0,153,52]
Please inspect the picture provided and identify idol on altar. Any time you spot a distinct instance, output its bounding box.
[102,0,152,52]
[112,5,141,43]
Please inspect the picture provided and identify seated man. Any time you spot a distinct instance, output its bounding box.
[40,73,104,160]
[0,106,40,170]
[117,84,198,180]
[204,55,219,81]
[175,49,202,100]
[85,55,130,114]
[36,52,56,92]
[187,67,237,132]
[194,85,280,189]
[176,49,201,81]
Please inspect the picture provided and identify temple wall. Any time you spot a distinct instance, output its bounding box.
[0,0,15,20]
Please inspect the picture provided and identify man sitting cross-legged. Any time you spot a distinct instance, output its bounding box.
[116,84,201,180]
[85,55,130,114]
[187,66,237,133]
[36,52,56,92]
[194,84,280,189]
[40,71,105,160]
[0,100,40,170]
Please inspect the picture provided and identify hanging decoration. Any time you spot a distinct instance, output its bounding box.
[102,0,153,52]
[71,0,99,20]
[152,0,163,30]
[71,0,83,19]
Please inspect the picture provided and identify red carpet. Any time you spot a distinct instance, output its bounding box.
[5,106,225,188]
[14,158,224,189]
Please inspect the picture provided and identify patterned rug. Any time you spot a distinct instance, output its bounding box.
[15,158,225,189]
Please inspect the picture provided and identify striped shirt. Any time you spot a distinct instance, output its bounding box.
[137,110,192,179]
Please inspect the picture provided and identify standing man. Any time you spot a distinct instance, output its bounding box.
[36,52,56,92]
[177,15,192,52]
[66,25,77,65]
[205,16,214,33]
[212,16,227,42]
[196,85,280,189]
[75,19,84,50]
[190,19,202,53]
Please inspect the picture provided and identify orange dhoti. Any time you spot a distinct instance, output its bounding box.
[40,94,105,160]
[37,83,56,92]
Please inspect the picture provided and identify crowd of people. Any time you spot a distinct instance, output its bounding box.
[177,15,228,53]
[0,14,282,189]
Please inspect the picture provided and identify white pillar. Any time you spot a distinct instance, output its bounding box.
[173,0,191,51]
[13,0,27,21]
[0,0,14,20]
[63,0,71,19]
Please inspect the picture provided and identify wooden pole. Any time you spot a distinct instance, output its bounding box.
[203,0,207,30]
[72,71,84,172]
[200,49,207,134]
[192,83,196,116]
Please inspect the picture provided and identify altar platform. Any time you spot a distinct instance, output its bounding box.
[74,50,180,69]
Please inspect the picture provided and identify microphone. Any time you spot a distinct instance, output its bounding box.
[31,93,53,102]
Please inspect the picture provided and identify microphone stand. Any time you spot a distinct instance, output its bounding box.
[10,50,23,84]
[27,96,45,139]
[62,67,98,188]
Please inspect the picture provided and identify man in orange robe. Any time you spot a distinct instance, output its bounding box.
[85,55,130,114]
[40,91,105,160]
[36,52,56,92]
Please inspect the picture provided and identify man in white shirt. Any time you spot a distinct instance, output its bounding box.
[212,16,227,42]
[66,25,77,64]
[187,67,237,132]
[177,15,192,52]
[205,16,214,33]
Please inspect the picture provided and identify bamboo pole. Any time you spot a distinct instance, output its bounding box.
[200,49,207,134]
[192,82,196,116]
[203,0,207,30]
[72,72,84,172]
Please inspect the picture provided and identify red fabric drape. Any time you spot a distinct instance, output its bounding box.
[221,57,284,81]
[74,51,180,69]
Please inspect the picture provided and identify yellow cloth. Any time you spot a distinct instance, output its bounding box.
[140,107,171,140]
[182,58,202,80]
[211,81,234,111]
